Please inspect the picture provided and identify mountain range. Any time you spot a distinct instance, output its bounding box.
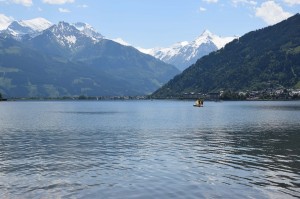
[138,30,237,71]
[0,19,179,98]
[152,14,300,98]
[0,17,236,71]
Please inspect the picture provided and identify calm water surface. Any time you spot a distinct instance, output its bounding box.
[0,100,299,198]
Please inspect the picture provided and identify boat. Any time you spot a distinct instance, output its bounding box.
[193,99,203,107]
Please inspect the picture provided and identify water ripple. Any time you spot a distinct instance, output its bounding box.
[0,101,300,198]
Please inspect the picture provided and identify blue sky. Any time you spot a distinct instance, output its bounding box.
[0,0,299,48]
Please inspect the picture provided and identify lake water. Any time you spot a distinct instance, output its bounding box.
[0,100,299,199]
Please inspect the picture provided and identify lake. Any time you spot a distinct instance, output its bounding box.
[0,100,299,198]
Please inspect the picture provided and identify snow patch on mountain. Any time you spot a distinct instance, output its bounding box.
[137,47,156,55]
[111,38,131,46]
[65,35,77,44]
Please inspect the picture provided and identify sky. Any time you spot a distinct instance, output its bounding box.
[0,0,299,48]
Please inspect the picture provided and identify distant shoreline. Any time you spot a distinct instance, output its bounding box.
[2,97,300,102]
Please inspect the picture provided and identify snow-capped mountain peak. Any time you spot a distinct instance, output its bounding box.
[200,29,213,37]
[73,22,90,31]
[192,29,237,49]
[46,21,82,47]
[44,21,104,49]
[194,30,218,48]
[73,22,103,41]
[1,17,52,40]
[138,30,237,71]
[6,21,35,36]
[19,18,52,32]
[55,21,75,32]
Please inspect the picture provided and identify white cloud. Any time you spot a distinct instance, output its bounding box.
[202,0,218,3]
[199,7,207,12]
[43,0,74,5]
[284,0,300,5]
[232,0,257,6]
[255,1,292,25]
[0,13,14,30]
[58,7,70,13]
[11,0,32,7]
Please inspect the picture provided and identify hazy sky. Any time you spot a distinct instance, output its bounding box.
[0,0,299,48]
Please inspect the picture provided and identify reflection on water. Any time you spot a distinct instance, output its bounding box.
[0,101,299,198]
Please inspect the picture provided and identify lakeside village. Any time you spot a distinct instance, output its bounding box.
[179,88,300,101]
[1,88,300,101]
